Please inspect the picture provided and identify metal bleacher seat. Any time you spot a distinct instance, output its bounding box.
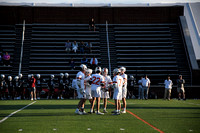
[0,25,16,75]
[113,24,188,84]
[29,24,101,78]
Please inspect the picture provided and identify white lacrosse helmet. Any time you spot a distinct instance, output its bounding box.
[102,68,108,75]
[65,73,69,78]
[80,64,87,71]
[1,74,5,79]
[60,73,64,77]
[120,67,126,72]
[15,76,19,80]
[86,69,93,75]
[95,66,101,73]
[28,74,31,79]
[130,75,134,80]
[37,74,40,79]
[113,68,121,75]
[8,76,12,81]
[19,74,23,78]
[51,75,54,79]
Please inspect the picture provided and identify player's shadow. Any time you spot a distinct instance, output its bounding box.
[0,104,116,117]
[0,104,115,110]
[127,106,200,109]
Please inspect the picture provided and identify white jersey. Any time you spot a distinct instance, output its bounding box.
[142,78,151,87]
[91,73,104,91]
[76,71,85,89]
[164,79,173,89]
[113,75,123,93]
[103,75,112,89]
[120,73,127,89]
[85,75,92,99]
[85,75,91,89]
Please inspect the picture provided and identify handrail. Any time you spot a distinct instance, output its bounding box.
[106,21,112,77]
[18,20,25,76]
[179,16,195,86]
[187,3,200,37]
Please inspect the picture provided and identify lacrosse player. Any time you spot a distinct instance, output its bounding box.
[112,68,123,115]
[47,75,55,99]
[101,68,112,113]
[58,73,64,99]
[90,66,105,115]
[84,69,93,103]
[120,67,127,113]
[75,64,87,115]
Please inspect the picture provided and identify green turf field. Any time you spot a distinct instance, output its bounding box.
[0,99,200,133]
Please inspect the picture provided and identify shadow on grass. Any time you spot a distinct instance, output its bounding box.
[1,104,200,110]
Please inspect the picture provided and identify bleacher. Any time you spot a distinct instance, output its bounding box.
[0,23,192,85]
[113,24,190,84]
[0,25,16,75]
[29,24,101,77]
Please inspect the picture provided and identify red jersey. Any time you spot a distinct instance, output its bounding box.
[31,78,36,87]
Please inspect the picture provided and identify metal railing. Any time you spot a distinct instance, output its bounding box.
[106,21,112,76]
[18,20,25,75]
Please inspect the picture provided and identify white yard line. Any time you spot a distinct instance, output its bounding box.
[174,100,200,106]
[182,101,200,106]
[0,101,36,123]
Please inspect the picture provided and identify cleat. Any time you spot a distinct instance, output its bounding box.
[96,112,104,115]
[88,111,93,114]
[112,112,120,115]
[121,110,126,114]
[61,97,64,100]
[103,110,108,113]
[77,111,83,115]
[31,98,33,101]
[111,110,117,113]
[34,98,37,101]
[82,111,88,115]
[75,109,79,114]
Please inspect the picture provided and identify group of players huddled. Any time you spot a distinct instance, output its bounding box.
[0,73,71,100]
[75,64,127,115]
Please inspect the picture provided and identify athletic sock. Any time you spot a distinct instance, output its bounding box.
[104,108,106,111]
[81,107,84,112]
[90,109,93,113]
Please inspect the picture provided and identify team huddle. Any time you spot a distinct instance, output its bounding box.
[75,64,127,115]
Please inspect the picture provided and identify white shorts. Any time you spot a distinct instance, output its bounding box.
[85,88,92,100]
[177,87,185,93]
[122,88,127,98]
[77,89,86,99]
[101,90,110,99]
[113,91,122,100]
[91,89,101,98]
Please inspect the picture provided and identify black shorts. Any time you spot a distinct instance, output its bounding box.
[30,87,36,92]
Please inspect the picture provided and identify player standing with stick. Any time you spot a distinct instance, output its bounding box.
[120,67,127,113]
[75,64,87,115]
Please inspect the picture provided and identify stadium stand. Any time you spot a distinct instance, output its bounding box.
[0,25,15,75]
[29,24,101,77]
[113,24,191,84]
[0,23,193,86]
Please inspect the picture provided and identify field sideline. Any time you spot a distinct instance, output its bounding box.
[0,99,200,133]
